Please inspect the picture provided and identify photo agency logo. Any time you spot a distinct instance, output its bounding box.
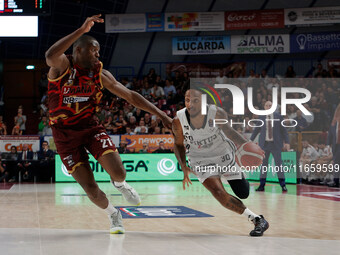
[190,78,317,128]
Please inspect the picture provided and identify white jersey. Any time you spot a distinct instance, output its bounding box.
[318,146,332,157]
[177,105,239,181]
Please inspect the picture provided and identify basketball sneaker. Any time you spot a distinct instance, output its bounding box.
[112,181,141,206]
[249,215,269,236]
[109,210,125,234]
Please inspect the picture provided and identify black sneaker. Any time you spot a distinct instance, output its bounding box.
[255,186,265,192]
[282,186,288,192]
[249,215,269,237]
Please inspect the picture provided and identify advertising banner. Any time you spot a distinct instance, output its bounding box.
[172,36,230,55]
[290,32,340,53]
[225,9,284,30]
[121,134,173,152]
[0,135,40,152]
[105,14,146,33]
[231,34,290,54]
[285,7,340,25]
[55,153,193,182]
[245,152,297,184]
[166,62,246,78]
[165,12,224,31]
[146,13,164,32]
[55,152,296,183]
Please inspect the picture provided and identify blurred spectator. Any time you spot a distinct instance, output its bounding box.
[141,81,152,97]
[299,140,319,182]
[12,124,22,135]
[42,123,52,136]
[247,69,257,84]
[173,71,183,89]
[139,143,151,153]
[0,115,7,135]
[153,141,172,153]
[134,108,144,123]
[144,113,151,127]
[38,116,49,135]
[134,120,148,134]
[115,115,127,134]
[260,69,270,84]
[150,83,165,100]
[153,126,162,134]
[147,68,157,84]
[294,110,308,132]
[14,108,26,134]
[0,154,9,183]
[285,65,296,78]
[17,144,34,181]
[314,63,326,77]
[163,79,176,97]
[118,140,130,154]
[104,115,114,134]
[6,146,18,182]
[124,127,135,135]
[126,116,137,130]
[37,141,55,182]
[216,69,227,84]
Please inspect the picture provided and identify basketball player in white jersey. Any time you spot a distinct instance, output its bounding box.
[172,89,269,236]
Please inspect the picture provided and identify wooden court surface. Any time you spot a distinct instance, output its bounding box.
[0,181,339,255]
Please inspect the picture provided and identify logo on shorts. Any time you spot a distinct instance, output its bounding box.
[94,132,107,140]
[157,158,176,176]
[63,155,75,167]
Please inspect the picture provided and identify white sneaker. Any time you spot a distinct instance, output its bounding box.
[109,210,125,234]
[112,181,141,206]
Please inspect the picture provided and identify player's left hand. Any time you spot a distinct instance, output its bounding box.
[182,168,192,190]
[160,114,173,129]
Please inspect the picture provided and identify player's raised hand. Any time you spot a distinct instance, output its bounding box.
[80,14,104,33]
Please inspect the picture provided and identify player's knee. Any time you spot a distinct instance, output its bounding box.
[236,189,249,199]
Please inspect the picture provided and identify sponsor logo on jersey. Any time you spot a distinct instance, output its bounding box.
[63,96,90,104]
[62,85,95,96]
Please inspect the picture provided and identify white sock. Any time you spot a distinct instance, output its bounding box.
[113,181,126,188]
[242,208,259,221]
[104,202,118,216]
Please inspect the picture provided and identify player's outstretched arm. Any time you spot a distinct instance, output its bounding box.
[101,69,172,129]
[215,107,247,146]
[172,117,192,190]
[45,14,104,76]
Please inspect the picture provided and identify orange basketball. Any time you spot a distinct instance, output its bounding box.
[236,142,265,168]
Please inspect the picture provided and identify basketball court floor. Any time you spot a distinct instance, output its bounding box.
[0,181,339,255]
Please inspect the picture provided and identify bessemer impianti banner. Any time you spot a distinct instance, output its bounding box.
[291,32,340,53]
[172,36,231,55]
[55,152,297,183]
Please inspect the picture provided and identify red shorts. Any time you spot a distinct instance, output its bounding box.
[52,125,117,173]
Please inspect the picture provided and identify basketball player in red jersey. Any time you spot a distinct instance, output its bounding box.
[172,89,269,236]
[45,14,172,234]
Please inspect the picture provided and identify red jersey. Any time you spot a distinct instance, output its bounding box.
[48,56,103,128]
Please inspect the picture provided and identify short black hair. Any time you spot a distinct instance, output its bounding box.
[73,35,97,53]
